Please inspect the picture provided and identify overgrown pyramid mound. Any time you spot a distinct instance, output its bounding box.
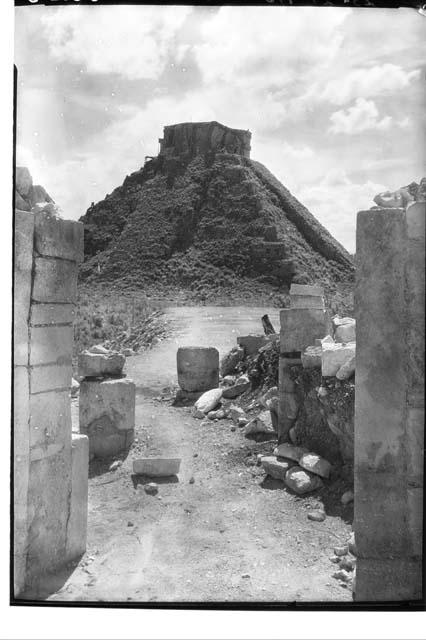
[80,122,354,301]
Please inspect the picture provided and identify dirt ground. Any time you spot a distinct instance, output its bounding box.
[22,307,353,604]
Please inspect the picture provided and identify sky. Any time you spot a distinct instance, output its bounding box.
[15,4,425,253]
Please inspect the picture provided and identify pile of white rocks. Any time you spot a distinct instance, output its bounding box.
[259,443,331,495]
[301,315,356,380]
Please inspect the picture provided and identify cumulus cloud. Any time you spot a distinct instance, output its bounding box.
[329,98,392,135]
[319,64,421,106]
[41,5,191,79]
[297,170,388,252]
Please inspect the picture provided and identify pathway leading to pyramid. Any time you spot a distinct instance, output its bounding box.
[24,307,351,603]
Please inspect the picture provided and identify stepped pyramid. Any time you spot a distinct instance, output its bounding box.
[80,121,354,299]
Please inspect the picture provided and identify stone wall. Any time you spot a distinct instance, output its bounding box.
[13,209,88,596]
[159,121,251,159]
[354,202,425,601]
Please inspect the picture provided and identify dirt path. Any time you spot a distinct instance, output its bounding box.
[26,306,352,603]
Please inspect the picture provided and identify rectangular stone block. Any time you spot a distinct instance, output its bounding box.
[29,325,73,366]
[30,303,75,326]
[406,201,425,240]
[290,284,324,297]
[407,487,423,558]
[290,294,324,309]
[406,407,424,486]
[355,471,412,558]
[65,434,89,561]
[13,453,29,597]
[355,210,407,472]
[32,257,78,303]
[321,342,355,378]
[78,351,125,378]
[25,450,72,583]
[280,308,330,353]
[79,378,135,458]
[30,390,72,449]
[14,211,34,366]
[133,457,181,477]
[34,212,84,263]
[236,335,269,356]
[30,363,72,394]
[354,557,422,601]
[14,366,30,457]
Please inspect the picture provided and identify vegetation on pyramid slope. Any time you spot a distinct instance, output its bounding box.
[80,122,354,303]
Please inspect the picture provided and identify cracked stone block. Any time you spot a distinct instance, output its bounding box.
[177,346,219,392]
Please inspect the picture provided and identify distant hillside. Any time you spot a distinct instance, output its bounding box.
[79,121,354,303]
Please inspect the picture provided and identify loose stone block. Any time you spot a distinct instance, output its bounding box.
[65,434,89,561]
[30,363,72,394]
[177,346,219,392]
[333,317,356,343]
[261,456,295,480]
[133,457,181,477]
[30,303,75,326]
[245,410,275,436]
[321,342,355,377]
[336,354,356,380]
[29,325,73,366]
[78,351,125,378]
[285,466,323,494]
[222,374,250,399]
[274,443,308,462]
[290,294,325,309]
[193,387,222,415]
[237,334,269,356]
[14,210,34,366]
[32,257,78,303]
[29,390,71,449]
[34,212,84,263]
[280,308,331,353]
[79,378,136,458]
[299,452,331,478]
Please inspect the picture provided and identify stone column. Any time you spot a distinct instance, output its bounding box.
[278,286,330,443]
[354,203,424,601]
[13,210,88,595]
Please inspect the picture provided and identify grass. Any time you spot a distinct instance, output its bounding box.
[74,285,167,357]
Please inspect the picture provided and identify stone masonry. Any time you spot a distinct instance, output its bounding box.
[354,202,425,601]
[14,209,88,596]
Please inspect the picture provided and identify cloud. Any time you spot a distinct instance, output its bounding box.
[193,7,349,89]
[319,64,421,105]
[41,5,192,79]
[329,98,392,135]
[297,170,388,252]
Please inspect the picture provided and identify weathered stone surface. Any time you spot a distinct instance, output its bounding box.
[32,257,78,303]
[193,388,222,415]
[285,466,323,494]
[280,308,331,353]
[16,166,33,197]
[144,482,159,495]
[245,410,275,436]
[322,342,355,377]
[34,212,84,263]
[274,443,308,461]
[14,211,34,366]
[29,325,73,366]
[308,509,326,522]
[290,295,325,309]
[71,377,80,397]
[406,407,424,486]
[261,455,295,480]
[78,351,125,378]
[30,363,72,394]
[333,316,356,343]
[79,378,135,458]
[341,490,354,505]
[336,354,355,380]
[290,284,324,297]
[65,434,89,561]
[133,458,181,477]
[177,346,219,392]
[237,334,269,356]
[220,346,244,376]
[301,345,322,369]
[89,344,110,355]
[30,303,75,326]
[29,390,71,449]
[355,557,422,601]
[222,374,250,399]
[260,386,278,408]
[299,452,331,478]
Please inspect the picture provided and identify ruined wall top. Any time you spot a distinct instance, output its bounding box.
[159,121,251,159]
